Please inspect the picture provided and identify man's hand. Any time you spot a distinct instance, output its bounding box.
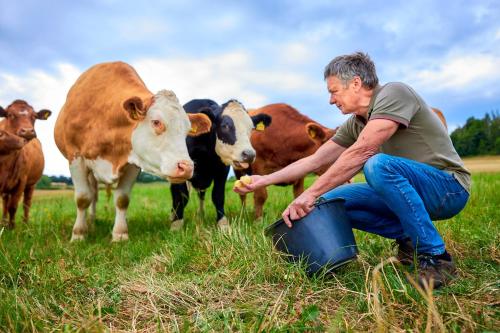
[233,175,268,194]
[282,191,317,228]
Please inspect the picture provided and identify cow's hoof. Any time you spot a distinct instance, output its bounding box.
[217,217,230,232]
[112,232,129,242]
[170,219,184,231]
[70,233,86,242]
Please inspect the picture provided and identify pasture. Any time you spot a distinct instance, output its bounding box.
[0,159,499,332]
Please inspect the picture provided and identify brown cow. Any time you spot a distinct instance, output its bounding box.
[431,108,447,129]
[235,103,336,218]
[54,61,213,241]
[0,100,52,228]
[0,130,26,155]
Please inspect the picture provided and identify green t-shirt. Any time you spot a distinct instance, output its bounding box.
[332,82,471,192]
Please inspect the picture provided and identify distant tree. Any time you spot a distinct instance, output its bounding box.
[49,175,73,185]
[36,175,52,189]
[450,111,500,156]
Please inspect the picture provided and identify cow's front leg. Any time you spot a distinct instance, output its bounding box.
[196,189,206,217]
[69,157,93,241]
[170,182,189,231]
[112,164,140,242]
[212,166,230,230]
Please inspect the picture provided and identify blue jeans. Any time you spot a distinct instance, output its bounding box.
[321,154,469,255]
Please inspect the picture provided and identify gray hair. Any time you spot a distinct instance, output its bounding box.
[323,52,379,89]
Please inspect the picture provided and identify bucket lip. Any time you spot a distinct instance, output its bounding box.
[264,197,346,236]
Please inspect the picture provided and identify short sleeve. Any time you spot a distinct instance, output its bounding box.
[331,116,357,148]
[370,83,419,128]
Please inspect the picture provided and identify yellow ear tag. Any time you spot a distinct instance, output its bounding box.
[189,125,198,134]
[256,122,265,131]
[308,129,316,139]
[43,112,49,119]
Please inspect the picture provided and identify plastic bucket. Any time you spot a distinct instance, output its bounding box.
[265,197,357,275]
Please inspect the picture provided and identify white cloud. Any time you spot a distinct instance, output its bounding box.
[133,51,319,106]
[406,53,500,94]
[0,51,319,175]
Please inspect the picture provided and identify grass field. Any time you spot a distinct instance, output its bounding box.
[0,158,499,332]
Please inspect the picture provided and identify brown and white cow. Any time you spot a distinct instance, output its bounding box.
[0,100,52,228]
[235,103,336,218]
[54,61,212,242]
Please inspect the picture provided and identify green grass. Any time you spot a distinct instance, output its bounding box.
[0,173,499,332]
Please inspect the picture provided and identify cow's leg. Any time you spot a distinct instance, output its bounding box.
[212,166,230,230]
[254,187,268,219]
[170,182,189,231]
[69,158,93,241]
[112,164,140,242]
[88,172,98,228]
[197,189,206,216]
[22,184,35,223]
[2,194,9,224]
[293,178,305,198]
[5,187,23,229]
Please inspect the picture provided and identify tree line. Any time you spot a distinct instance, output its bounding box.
[450,111,500,157]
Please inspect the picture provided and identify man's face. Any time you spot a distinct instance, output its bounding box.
[326,76,360,116]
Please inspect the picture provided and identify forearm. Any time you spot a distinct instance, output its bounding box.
[263,155,317,185]
[305,145,374,197]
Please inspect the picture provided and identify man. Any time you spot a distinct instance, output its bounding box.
[234,52,470,289]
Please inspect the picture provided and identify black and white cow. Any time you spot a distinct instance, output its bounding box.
[170,99,271,230]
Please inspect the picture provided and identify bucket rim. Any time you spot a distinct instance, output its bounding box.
[264,197,346,236]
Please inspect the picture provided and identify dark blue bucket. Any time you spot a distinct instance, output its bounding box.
[265,197,358,275]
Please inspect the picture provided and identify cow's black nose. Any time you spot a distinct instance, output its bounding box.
[241,149,255,162]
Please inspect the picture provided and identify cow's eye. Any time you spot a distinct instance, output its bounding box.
[152,120,161,127]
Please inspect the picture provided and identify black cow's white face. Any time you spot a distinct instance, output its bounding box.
[215,100,256,169]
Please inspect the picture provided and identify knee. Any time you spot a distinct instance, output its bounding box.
[363,154,392,185]
[115,194,129,209]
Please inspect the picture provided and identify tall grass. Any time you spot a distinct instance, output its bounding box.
[0,173,498,331]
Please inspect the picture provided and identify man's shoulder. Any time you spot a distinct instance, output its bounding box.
[379,82,416,97]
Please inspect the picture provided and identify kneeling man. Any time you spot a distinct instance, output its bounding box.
[234,52,470,289]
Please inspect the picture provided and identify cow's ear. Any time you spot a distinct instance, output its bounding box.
[251,113,272,131]
[0,106,6,118]
[188,113,212,136]
[305,122,327,142]
[36,109,52,120]
[123,96,147,121]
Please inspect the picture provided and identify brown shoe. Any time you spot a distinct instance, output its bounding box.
[416,254,457,289]
[394,237,415,265]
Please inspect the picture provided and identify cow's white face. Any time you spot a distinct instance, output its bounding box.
[215,100,256,170]
[128,90,194,182]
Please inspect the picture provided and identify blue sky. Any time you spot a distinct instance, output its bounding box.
[1,0,499,176]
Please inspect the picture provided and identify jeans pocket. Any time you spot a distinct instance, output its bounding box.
[433,190,469,220]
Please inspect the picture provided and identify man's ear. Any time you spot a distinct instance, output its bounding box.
[188,113,212,136]
[251,113,272,131]
[123,96,147,121]
[0,106,6,118]
[305,122,327,142]
[36,109,52,120]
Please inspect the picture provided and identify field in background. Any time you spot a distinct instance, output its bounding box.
[0,161,498,331]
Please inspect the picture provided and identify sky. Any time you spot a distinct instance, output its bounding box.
[1,0,499,176]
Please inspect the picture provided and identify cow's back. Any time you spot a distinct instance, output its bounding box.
[249,104,332,173]
[54,62,152,165]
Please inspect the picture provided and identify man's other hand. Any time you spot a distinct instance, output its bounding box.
[282,191,316,228]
